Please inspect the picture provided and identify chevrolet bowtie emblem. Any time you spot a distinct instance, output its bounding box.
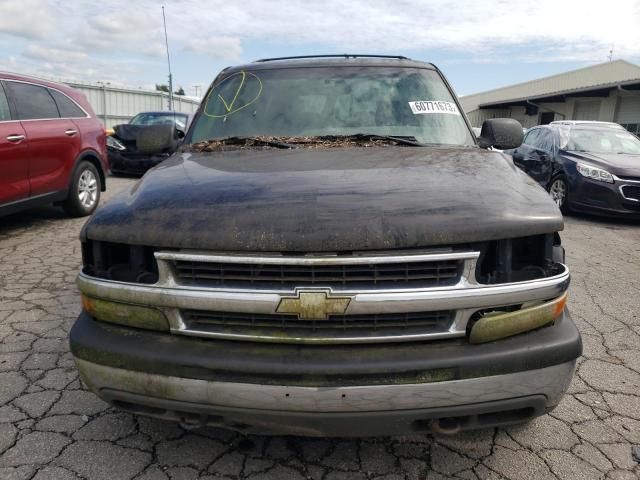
[276,290,352,320]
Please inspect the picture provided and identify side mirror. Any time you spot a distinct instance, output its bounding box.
[478,118,524,150]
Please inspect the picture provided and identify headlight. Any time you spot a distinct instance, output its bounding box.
[576,163,613,183]
[106,136,126,151]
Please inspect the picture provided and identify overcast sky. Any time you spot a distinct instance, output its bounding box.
[1,0,639,97]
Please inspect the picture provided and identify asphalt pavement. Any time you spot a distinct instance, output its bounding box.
[1,175,639,480]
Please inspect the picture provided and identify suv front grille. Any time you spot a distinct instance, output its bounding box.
[80,245,571,344]
[172,259,462,288]
[621,185,640,202]
[181,309,455,342]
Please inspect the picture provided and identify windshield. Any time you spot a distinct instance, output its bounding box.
[560,126,640,154]
[189,67,474,146]
[130,113,188,130]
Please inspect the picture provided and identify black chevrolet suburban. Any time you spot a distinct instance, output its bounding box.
[70,55,581,436]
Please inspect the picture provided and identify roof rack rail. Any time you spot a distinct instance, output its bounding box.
[254,54,410,63]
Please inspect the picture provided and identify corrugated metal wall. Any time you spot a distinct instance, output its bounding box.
[460,60,640,113]
[467,90,640,129]
[465,108,512,129]
[573,100,602,120]
[616,96,640,124]
[66,82,201,128]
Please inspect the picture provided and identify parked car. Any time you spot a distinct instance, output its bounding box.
[70,55,580,437]
[0,72,108,217]
[107,111,190,176]
[129,111,191,131]
[504,121,640,216]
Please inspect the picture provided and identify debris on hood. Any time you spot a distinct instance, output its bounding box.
[185,134,420,153]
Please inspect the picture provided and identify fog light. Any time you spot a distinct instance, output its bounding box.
[81,294,169,331]
[469,292,567,344]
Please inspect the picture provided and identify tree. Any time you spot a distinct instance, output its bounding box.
[155,84,169,93]
[174,87,185,96]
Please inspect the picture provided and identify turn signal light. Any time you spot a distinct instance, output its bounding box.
[81,294,169,331]
[469,292,567,344]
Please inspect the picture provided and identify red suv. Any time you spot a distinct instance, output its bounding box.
[0,72,109,217]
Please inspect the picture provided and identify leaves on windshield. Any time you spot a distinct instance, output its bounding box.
[185,135,417,152]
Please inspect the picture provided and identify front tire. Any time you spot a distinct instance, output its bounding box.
[548,175,570,214]
[63,161,101,217]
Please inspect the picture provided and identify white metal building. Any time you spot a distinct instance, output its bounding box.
[66,81,201,128]
[460,60,640,135]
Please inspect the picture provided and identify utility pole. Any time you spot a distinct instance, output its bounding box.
[608,47,614,62]
[162,6,173,111]
[193,84,201,97]
[96,81,108,125]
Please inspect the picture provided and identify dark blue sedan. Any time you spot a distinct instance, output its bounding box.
[504,121,640,217]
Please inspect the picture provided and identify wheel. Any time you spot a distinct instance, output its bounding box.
[548,175,570,214]
[62,161,101,217]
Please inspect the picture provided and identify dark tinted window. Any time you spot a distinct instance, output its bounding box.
[6,81,60,120]
[130,112,188,129]
[523,129,540,146]
[621,123,639,134]
[537,129,554,152]
[563,127,640,154]
[0,83,11,121]
[50,90,86,118]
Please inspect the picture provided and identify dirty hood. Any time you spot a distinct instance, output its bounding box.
[84,147,563,251]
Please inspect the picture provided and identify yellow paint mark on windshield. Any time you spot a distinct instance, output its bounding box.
[218,71,246,112]
[203,71,263,119]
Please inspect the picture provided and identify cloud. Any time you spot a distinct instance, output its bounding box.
[0,0,55,39]
[23,45,88,64]
[1,0,639,89]
[167,0,640,60]
[0,46,152,88]
[77,11,166,57]
[183,37,243,60]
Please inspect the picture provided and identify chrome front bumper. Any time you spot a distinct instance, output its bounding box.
[75,357,576,436]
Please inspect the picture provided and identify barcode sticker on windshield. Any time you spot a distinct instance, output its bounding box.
[409,101,460,115]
